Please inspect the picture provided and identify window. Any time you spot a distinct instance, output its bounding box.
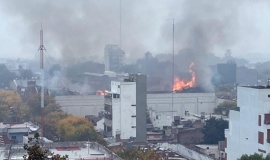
[258,131,264,144]
[11,136,16,140]
[131,115,136,117]
[131,126,136,128]
[131,104,136,106]
[259,115,261,126]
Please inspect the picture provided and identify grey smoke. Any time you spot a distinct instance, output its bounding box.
[0,1,269,73]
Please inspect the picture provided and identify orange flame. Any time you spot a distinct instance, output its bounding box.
[173,62,196,91]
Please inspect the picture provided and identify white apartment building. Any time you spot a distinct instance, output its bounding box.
[104,74,147,142]
[225,86,270,160]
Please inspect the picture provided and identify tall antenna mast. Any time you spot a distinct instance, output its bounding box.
[171,18,175,116]
[38,23,46,137]
[119,0,122,49]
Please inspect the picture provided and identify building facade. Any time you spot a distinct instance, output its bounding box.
[225,86,270,159]
[104,44,125,72]
[104,74,147,142]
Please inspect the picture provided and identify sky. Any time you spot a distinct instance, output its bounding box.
[0,0,270,63]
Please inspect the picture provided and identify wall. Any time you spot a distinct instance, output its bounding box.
[136,74,147,142]
[55,95,104,116]
[120,82,136,140]
[149,109,174,129]
[158,143,214,160]
[148,93,217,117]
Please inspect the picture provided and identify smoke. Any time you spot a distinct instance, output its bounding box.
[158,0,270,90]
[0,0,169,63]
[1,0,270,79]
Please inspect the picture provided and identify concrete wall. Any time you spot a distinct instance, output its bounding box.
[149,109,174,129]
[55,95,104,116]
[56,92,217,119]
[136,74,147,142]
[120,82,136,140]
[148,93,217,117]
[158,143,214,160]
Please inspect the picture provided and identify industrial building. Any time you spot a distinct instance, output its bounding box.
[225,86,270,160]
[104,44,125,72]
[104,74,147,142]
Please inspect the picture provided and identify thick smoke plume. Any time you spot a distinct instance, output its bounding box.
[1,1,269,83]
[159,0,268,90]
[0,0,167,63]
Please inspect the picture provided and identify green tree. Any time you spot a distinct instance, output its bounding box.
[23,133,68,160]
[44,111,68,141]
[56,115,106,145]
[214,101,239,116]
[202,117,228,144]
[239,153,270,160]
[117,147,161,160]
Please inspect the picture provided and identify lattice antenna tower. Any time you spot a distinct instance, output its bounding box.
[38,23,46,137]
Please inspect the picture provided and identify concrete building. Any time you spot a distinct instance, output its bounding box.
[104,74,147,142]
[104,44,125,72]
[0,141,122,160]
[55,95,104,116]
[225,86,270,160]
[148,92,217,118]
[0,122,39,144]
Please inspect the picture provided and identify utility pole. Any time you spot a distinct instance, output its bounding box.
[170,18,175,117]
[119,0,122,49]
[38,23,46,137]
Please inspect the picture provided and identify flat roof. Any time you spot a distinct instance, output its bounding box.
[242,86,270,89]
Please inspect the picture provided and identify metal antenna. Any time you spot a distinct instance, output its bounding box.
[38,22,46,137]
[119,0,122,49]
[171,18,175,118]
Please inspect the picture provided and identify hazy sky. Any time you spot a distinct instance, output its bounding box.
[0,0,270,63]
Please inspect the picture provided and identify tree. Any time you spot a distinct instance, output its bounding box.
[117,147,162,160]
[27,94,61,119]
[56,115,106,145]
[214,101,239,116]
[239,153,270,160]
[23,133,68,160]
[0,64,16,88]
[0,90,30,122]
[44,111,68,141]
[202,117,228,144]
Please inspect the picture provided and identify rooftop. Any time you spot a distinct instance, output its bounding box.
[242,85,270,89]
[6,141,121,160]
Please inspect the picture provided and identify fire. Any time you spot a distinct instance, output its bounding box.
[96,90,109,96]
[173,62,196,91]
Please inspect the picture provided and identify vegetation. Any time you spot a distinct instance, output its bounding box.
[117,147,162,160]
[23,133,68,160]
[56,115,106,145]
[214,101,239,116]
[202,117,228,144]
[0,90,30,122]
[239,153,270,160]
